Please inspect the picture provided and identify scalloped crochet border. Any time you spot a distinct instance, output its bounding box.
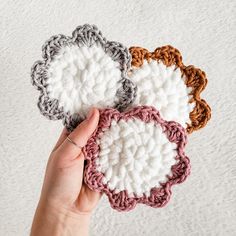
[84,106,190,211]
[129,46,211,134]
[31,24,137,132]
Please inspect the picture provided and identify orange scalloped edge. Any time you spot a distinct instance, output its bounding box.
[129,46,211,134]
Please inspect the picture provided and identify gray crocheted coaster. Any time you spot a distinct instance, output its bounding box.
[31,24,136,131]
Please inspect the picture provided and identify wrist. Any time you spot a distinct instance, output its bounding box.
[31,200,91,236]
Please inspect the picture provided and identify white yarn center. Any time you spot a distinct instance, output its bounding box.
[96,118,177,197]
[129,61,195,127]
[46,44,121,118]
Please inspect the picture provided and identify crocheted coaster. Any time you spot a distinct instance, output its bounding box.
[31,24,136,131]
[84,106,190,211]
[129,46,211,133]
[30,25,210,211]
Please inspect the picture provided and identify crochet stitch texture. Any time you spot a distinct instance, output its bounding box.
[31,25,211,211]
[84,106,190,211]
[129,46,211,133]
[128,60,194,128]
[31,24,136,131]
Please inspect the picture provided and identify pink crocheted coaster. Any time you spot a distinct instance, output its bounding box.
[84,106,190,211]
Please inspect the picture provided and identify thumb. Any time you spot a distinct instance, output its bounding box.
[57,108,100,160]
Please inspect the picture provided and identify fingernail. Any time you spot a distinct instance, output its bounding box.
[87,108,95,120]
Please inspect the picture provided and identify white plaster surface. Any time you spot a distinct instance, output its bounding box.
[0,0,235,235]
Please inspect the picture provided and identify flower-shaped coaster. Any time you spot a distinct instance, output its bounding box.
[30,25,210,212]
[129,46,211,133]
[84,106,190,211]
[31,24,136,131]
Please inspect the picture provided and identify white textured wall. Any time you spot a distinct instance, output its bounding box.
[0,0,236,235]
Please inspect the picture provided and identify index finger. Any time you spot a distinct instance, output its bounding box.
[57,108,99,160]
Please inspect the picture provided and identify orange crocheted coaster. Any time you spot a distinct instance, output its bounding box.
[129,46,211,134]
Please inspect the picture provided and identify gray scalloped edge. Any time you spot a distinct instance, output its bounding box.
[31,24,137,131]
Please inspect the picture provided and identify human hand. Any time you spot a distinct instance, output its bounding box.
[31,108,101,236]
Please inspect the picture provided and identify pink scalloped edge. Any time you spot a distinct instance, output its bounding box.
[83,106,191,211]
